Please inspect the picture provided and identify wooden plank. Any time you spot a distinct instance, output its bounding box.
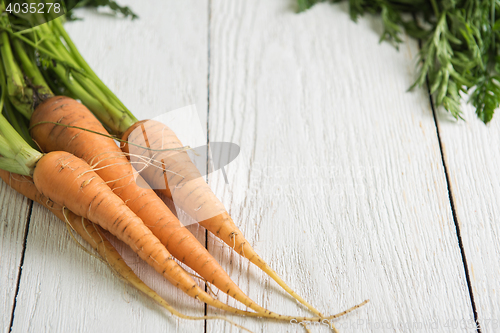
[0,181,31,332]
[207,1,475,332]
[10,1,209,332]
[436,103,500,330]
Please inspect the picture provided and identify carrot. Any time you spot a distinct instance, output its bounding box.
[0,169,252,332]
[121,119,324,316]
[32,152,202,299]
[28,96,292,318]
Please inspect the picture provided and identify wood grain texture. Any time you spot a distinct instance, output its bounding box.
[9,1,209,332]
[0,182,31,332]
[436,103,500,330]
[206,1,475,332]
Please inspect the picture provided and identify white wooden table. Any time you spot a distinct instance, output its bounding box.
[1,1,499,332]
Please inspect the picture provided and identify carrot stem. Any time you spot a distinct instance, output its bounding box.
[0,113,42,175]
[9,29,72,67]
[0,30,32,118]
[50,64,118,128]
[2,98,36,149]
[53,18,131,117]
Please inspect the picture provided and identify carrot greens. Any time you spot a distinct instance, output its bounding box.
[63,0,138,21]
[299,0,500,123]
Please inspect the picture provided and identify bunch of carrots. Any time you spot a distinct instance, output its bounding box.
[0,1,368,331]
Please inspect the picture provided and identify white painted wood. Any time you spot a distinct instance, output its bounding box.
[10,1,209,333]
[0,181,31,332]
[436,102,500,330]
[207,1,475,332]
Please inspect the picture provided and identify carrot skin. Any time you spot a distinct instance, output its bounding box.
[32,151,189,288]
[29,97,363,323]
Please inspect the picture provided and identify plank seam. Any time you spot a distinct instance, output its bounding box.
[204,1,211,332]
[425,77,481,333]
[8,200,34,333]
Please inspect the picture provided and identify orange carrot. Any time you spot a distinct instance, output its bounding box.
[0,169,253,332]
[28,96,290,317]
[121,119,324,316]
